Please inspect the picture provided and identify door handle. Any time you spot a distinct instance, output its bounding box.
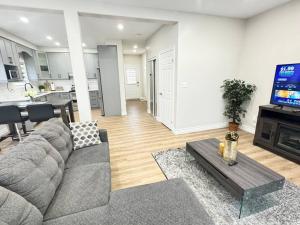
[159,92,163,96]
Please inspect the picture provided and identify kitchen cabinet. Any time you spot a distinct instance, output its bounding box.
[37,52,51,79]
[0,38,18,66]
[0,51,6,82]
[89,90,100,108]
[33,51,41,79]
[84,53,98,79]
[47,52,72,80]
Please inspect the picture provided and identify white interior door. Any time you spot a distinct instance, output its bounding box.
[158,49,175,129]
[125,65,141,99]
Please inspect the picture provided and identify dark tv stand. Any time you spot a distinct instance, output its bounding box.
[254,105,300,164]
[273,105,284,109]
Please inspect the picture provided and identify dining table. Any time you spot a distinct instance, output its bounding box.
[0,99,75,137]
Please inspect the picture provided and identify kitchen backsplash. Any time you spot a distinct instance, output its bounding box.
[0,81,38,101]
[0,79,98,102]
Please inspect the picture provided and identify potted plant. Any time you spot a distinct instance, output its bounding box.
[221,79,256,131]
[38,85,45,92]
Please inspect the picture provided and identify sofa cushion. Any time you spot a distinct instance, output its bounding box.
[66,143,109,169]
[70,121,101,150]
[109,178,214,225]
[47,118,72,137]
[0,186,43,225]
[32,122,73,162]
[44,163,111,221]
[0,135,65,215]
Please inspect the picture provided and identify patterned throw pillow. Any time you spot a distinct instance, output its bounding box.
[70,121,101,150]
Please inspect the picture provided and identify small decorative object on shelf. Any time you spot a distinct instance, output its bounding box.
[218,142,224,156]
[223,131,239,166]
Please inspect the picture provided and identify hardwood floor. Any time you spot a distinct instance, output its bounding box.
[1,100,299,191]
[88,100,300,190]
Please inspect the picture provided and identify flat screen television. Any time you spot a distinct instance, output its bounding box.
[270,63,300,108]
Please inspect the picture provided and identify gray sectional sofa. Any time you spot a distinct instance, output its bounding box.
[0,118,214,225]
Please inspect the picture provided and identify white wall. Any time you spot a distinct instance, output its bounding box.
[123,54,143,99]
[175,14,245,132]
[146,24,178,60]
[237,0,300,133]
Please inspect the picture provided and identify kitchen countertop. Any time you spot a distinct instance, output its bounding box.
[35,89,99,98]
[34,90,71,98]
[0,89,99,103]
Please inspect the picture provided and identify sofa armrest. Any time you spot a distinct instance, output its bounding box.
[99,129,108,142]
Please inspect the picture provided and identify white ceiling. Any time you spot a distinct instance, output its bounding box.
[79,15,165,49]
[0,9,68,47]
[98,0,291,18]
[0,8,166,50]
[0,0,291,49]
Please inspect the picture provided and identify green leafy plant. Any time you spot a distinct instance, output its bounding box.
[38,85,45,91]
[221,79,256,124]
[225,131,239,141]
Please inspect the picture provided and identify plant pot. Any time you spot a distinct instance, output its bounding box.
[229,122,239,131]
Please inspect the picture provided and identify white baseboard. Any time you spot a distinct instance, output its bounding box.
[172,122,227,135]
[240,124,255,134]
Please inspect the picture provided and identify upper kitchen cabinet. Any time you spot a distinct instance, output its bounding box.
[0,38,18,66]
[84,53,98,79]
[17,45,39,81]
[0,51,6,82]
[47,52,72,80]
[37,52,51,79]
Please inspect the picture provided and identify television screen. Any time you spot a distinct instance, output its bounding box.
[271,63,300,108]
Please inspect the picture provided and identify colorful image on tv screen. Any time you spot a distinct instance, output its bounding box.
[271,64,300,107]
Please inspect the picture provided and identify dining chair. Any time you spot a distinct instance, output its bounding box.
[0,105,29,141]
[26,104,59,123]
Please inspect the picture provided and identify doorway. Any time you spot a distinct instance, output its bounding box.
[157,48,175,129]
[124,64,141,99]
[149,59,157,116]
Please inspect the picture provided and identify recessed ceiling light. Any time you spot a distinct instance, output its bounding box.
[133,49,137,53]
[54,42,61,46]
[82,43,86,47]
[117,24,124,31]
[19,17,29,23]
[46,36,53,40]
[133,45,138,49]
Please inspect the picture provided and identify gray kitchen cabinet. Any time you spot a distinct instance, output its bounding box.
[37,52,51,79]
[84,53,98,79]
[89,90,100,108]
[33,51,42,79]
[0,38,17,66]
[0,50,7,82]
[47,52,72,80]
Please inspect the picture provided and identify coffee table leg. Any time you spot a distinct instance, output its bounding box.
[239,196,244,219]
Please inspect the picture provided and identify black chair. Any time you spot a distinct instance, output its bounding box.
[0,105,29,141]
[26,104,57,123]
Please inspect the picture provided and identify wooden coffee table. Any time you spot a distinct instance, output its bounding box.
[186,138,285,218]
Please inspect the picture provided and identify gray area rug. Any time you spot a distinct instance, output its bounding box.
[152,148,300,225]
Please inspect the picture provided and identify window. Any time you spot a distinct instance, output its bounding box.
[126,67,137,84]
